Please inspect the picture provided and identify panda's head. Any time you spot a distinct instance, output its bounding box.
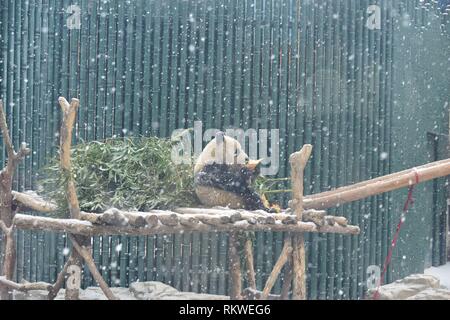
[194,132,263,174]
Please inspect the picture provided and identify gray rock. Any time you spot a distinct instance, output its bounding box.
[54,287,134,300]
[367,274,446,300]
[14,281,229,300]
[407,288,450,300]
[13,290,49,300]
[130,281,229,300]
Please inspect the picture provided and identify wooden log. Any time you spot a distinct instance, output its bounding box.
[153,212,180,226]
[289,144,312,300]
[0,100,31,300]
[2,227,15,288]
[48,258,72,300]
[178,216,200,228]
[306,157,450,200]
[303,159,450,210]
[75,206,305,227]
[58,97,82,220]
[144,214,159,228]
[81,210,158,228]
[325,216,348,227]
[242,287,281,300]
[176,208,264,224]
[292,235,306,299]
[302,210,327,226]
[175,212,231,226]
[112,210,147,227]
[79,212,101,224]
[174,207,240,216]
[230,212,243,223]
[99,209,128,226]
[244,239,256,290]
[97,209,147,228]
[281,216,298,225]
[12,191,58,213]
[0,276,52,292]
[12,213,360,236]
[261,238,292,300]
[324,216,335,226]
[280,258,293,300]
[68,235,118,300]
[229,232,242,300]
[289,145,312,220]
[58,97,88,301]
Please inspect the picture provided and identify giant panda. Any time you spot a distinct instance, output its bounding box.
[194,131,271,211]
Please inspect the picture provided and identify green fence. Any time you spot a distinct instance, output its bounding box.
[0,0,449,299]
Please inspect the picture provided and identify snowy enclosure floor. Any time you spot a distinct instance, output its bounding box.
[425,263,450,289]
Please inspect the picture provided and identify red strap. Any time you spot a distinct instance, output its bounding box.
[372,169,420,300]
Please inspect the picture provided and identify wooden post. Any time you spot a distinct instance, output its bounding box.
[244,239,256,290]
[0,100,31,300]
[57,97,117,300]
[261,238,292,299]
[280,256,293,300]
[68,235,118,300]
[289,144,312,300]
[229,232,242,300]
[58,97,85,300]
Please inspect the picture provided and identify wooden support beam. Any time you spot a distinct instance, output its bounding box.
[242,288,281,300]
[58,97,81,220]
[0,100,31,300]
[12,213,360,236]
[289,144,312,300]
[261,238,292,300]
[280,258,293,300]
[48,258,72,300]
[244,239,256,290]
[303,158,450,210]
[0,276,52,292]
[229,232,242,300]
[11,191,57,213]
[57,97,90,301]
[68,235,118,300]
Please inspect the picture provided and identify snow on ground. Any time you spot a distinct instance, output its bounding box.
[425,263,450,289]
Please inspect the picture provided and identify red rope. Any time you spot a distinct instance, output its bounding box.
[372,169,420,300]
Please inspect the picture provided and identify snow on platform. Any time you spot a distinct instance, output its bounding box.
[425,263,450,290]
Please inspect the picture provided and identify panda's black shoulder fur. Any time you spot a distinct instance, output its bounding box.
[194,163,267,211]
[194,163,255,194]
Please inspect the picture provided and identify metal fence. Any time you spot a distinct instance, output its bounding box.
[0,0,449,299]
